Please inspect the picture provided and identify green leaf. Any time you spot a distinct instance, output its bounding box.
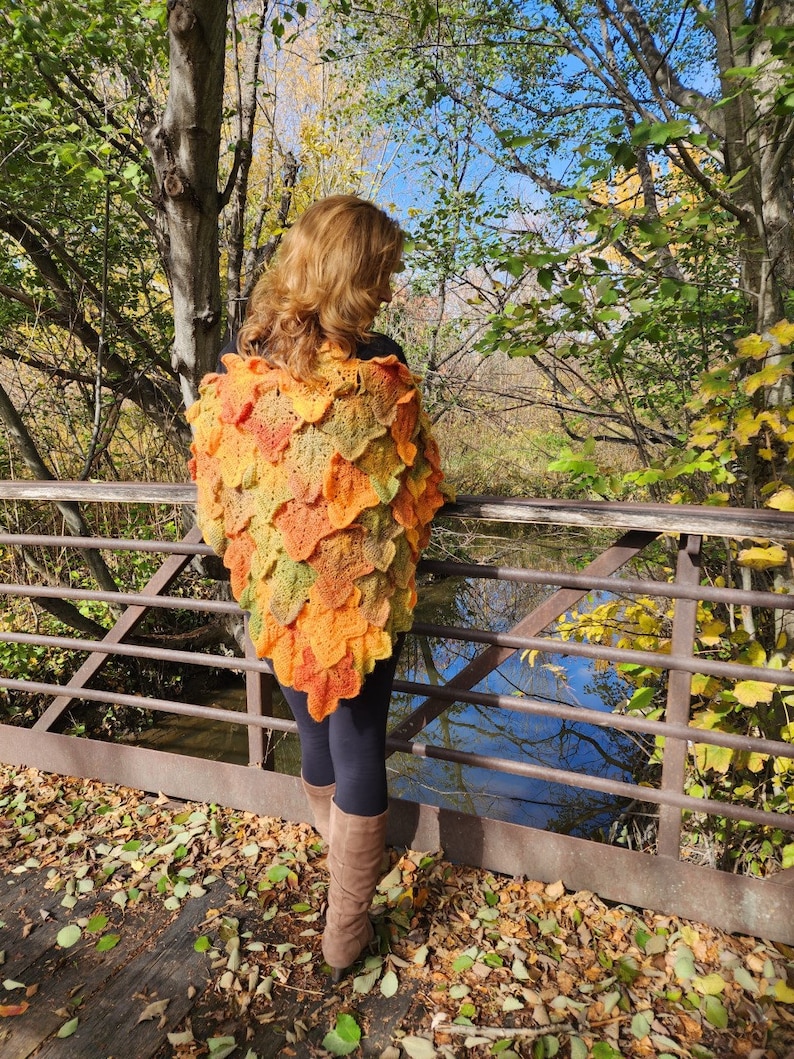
[267,863,291,882]
[702,994,729,1028]
[194,935,212,952]
[56,924,82,949]
[85,914,108,933]
[322,1013,362,1056]
[631,1011,652,1038]
[592,1043,621,1059]
[57,1017,79,1038]
[634,927,652,950]
[95,934,120,952]
[380,970,399,997]
[352,966,380,994]
[569,1039,588,1059]
[207,1037,237,1059]
[452,954,475,973]
[627,687,654,712]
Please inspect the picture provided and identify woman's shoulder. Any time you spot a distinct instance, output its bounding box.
[356,333,408,365]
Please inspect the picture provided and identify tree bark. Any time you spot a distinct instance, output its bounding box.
[142,0,228,408]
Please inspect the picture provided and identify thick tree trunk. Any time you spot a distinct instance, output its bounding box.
[714,0,794,331]
[142,0,227,407]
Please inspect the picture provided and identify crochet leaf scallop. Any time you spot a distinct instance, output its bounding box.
[294,647,359,721]
[299,593,368,669]
[189,346,446,720]
[219,355,275,421]
[360,356,415,425]
[273,498,336,561]
[318,397,387,460]
[279,375,334,423]
[323,451,380,528]
[309,529,375,609]
[354,434,405,504]
[222,487,255,538]
[269,555,318,625]
[391,391,420,466]
[357,506,402,572]
[225,532,256,598]
[355,570,395,627]
[250,473,292,526]
[284,428,336,502]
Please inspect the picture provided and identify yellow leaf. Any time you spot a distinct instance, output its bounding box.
[693,973,726,995]
[769,320,794,345]
[767,487,794,512]
[691,673,721,697]
[732,680,775,706]
[744,359,794,396]
[698,619,727,646]
[735,333,771,359]
[695,743,734,774]
[737,545,788,570]
[745,752,767,773]
[680,925,700,947]
[774,980,794,1003]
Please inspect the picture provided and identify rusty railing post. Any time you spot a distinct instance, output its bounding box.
[244,617,276,771]
[657,533,702,858]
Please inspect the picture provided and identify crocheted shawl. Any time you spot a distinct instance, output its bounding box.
[187,344,446,720]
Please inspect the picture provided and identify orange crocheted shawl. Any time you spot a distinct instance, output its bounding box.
[187,345,446,720]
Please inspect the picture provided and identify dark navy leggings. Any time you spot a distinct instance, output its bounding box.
[277,639,404,817]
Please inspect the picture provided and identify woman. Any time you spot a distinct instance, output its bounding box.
[187,195,447,980]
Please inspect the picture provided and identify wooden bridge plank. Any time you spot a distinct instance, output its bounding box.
[32,884,224,1059]
[0,868,227,1059]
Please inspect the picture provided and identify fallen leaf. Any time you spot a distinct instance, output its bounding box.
[55,925,81,949]
[400,1036,438,1059]
[57,1016,79,1038]
[137,998,170,1023]
[0,1002,29,1017]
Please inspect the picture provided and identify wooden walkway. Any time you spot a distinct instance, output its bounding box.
[2,767,794,1059]
[2,869,228,1058]
[0,860,421,1059]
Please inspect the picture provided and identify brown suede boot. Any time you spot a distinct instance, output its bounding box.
[301,776,335,844]
[322,802,388,981]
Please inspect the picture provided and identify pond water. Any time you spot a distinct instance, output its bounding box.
[136,523,649,840]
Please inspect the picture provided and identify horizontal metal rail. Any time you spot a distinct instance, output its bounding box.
[410,622,794,687]
[4,615,794,693]
[4,553,794,611]
[2,639,792,760]
[3,480,794,538]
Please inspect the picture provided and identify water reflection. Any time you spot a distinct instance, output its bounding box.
[136,523,648,839]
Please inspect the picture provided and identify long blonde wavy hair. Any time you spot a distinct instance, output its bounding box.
[237,195,404,378]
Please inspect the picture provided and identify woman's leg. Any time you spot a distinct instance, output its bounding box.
[278,635,404,801]
[278,685,334,786]
[278,685,335,841]
[327,647,402,816]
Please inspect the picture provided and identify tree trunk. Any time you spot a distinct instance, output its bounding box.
[714,0,794,331]
[142,0,227,408]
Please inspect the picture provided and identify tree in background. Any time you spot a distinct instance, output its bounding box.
[327,0,794,483]
[0,0,397,638]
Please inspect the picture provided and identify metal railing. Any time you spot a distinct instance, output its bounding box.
[1,481,792,943]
